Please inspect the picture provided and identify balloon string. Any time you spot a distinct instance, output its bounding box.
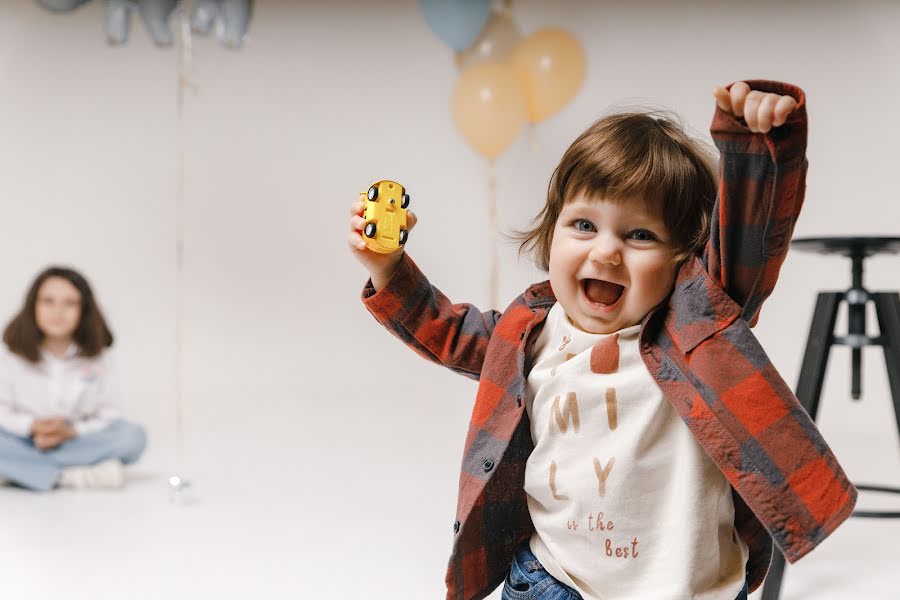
[488,160,499,310]
[174,10,193,468]
[527,122,539,152]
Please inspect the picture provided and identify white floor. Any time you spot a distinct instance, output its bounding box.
[2,404,898,600]
[2,474,897,599]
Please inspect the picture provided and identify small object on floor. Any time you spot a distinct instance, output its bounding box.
[58,458,124,489]
[168,474,194,504]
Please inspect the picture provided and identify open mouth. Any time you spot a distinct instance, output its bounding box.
[581,278,625,308]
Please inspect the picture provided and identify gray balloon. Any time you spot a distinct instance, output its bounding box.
[137,0,179,46]
[190,0,217,34]
[218,0,252,49]
[104,0,134,45]
[36,0,91,12]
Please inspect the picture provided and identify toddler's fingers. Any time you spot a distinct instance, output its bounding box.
[351,199,365,216]
[712,86,732,113]
[729,81,751,118]
[348,231,367,251]
[755,94,779,133]
[772,95,798,127]
[407,210,417,230]
[743,90,763,132]
[351,214,366,232]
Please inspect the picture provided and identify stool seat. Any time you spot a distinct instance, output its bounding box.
[791,235,900,258]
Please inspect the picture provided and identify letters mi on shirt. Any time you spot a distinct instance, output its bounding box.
[524,303,749,600]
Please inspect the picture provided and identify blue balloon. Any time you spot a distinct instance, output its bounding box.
[190,0,218,34]
[36,0,91,12]
[420,0,491,52]
[103,0,133,45]
[218,0,253,49]
[103,0,178,47]
[137,0,179,47]
[190,0,254,49]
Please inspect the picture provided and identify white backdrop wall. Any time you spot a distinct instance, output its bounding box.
[1,0,898,597]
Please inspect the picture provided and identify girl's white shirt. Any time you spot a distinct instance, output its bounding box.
[0,343,120,437]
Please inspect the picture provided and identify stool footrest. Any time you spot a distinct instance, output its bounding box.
[850,483,900,519]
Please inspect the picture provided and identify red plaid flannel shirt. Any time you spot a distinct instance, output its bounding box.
[362,81,857,599]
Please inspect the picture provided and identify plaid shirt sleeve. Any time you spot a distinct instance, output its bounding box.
[361,254,501,381]
[704,80,808,327]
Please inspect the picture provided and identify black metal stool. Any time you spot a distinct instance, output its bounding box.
[761,236,900,600]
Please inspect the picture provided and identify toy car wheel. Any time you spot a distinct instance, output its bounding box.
[364,222,376,238]
[401,193,410,209]
[399,229,408,245]
[367,186,378,201]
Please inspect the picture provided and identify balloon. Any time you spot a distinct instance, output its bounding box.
[191,0,254,49]
[137,0,179,46]
[104,0,133,45]
[36,0,91,11]
[512,28,586,123]
[36,0,254,48]
[455,8,521,70]
[218,0,253,49]
[190,0,217,33]
[104,0,177,47]
[452,62,526,160]
[420,0,491,52]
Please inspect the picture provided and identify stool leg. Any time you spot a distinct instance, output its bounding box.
[762,292,841,600]
[796,292,842,420]
[872,292,900,449]
[761,553,787,600]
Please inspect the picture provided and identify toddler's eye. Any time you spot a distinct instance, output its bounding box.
[573,219,595,232]
[630,230,656,241]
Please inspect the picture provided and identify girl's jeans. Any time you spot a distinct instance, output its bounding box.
[501,541,750,600]
[0,419,146,491]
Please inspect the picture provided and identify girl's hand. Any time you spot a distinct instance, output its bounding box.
[348,198,418,292]
[31,418,76,449]
[713,81,798,133]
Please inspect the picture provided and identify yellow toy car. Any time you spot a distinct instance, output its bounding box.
[360,180,410,254]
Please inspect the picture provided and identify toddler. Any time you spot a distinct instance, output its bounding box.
[349,81,856,600]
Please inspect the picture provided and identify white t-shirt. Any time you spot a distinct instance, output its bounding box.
[0,344,121,437]
[524,303,748,599]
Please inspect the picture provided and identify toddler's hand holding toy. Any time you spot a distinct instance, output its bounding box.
[713,81,798,133]
[348,190,418,293]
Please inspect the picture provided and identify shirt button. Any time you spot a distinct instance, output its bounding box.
[453,520,460,533]
[482,458,494,472]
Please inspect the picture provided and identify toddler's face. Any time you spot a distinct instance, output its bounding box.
[548,193,678,334]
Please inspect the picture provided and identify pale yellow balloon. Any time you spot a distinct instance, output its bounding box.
[454,9,522,70]
[452,62,527,160]
[512,28,586,123]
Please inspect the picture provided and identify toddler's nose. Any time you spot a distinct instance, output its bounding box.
[588,236,622,266]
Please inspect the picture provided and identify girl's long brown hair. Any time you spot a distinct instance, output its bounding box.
[3,267,113,363]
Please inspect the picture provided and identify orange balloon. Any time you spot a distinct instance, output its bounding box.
[454,9,522,70]
[512,28,586,123]
[452,62,526,160]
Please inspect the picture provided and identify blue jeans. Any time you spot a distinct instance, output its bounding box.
[501,541,749,600]
[0,419,146,491]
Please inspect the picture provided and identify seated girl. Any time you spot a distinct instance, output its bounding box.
[0,267,146,491]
